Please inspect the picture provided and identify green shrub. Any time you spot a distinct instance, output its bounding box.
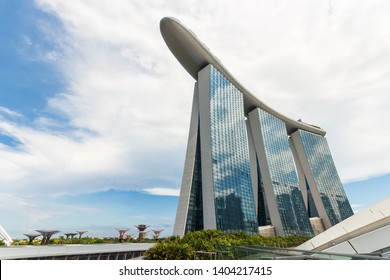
[143,241,194,260]
[11,240,30,246]
[143,230,311,260]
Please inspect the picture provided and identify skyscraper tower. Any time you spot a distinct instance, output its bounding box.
[160,17,353,236]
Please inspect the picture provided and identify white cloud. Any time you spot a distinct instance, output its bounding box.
[0,193,98,226]
[0,0,390,232]
[0,107,22,118]
[143,188,180,197]
[350,204,364,214]
[44,50,60,61]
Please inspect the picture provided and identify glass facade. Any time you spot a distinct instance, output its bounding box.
[306,178,319,218]
[209,66,258,234]
[256,157,271,226]
[255,109,313,236]
[185,126,204,233]
[298,130,354,225]
[175,65,353,237]
[166,19,356,237]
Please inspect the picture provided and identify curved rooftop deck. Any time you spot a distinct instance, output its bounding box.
[160,17,326,136]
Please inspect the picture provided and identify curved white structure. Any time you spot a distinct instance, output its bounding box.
[297,197,390,255]
[0,225,13,246]
[160,17,326,136]
[161,17,353,237]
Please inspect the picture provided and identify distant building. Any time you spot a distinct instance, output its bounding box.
[160,17,353,236]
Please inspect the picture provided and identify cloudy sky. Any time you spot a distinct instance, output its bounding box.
[1,0,390,239]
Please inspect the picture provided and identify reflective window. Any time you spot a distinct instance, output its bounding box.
[298,130,353,224]
[185,125,204,233]
[256,157,271,226]
[209,66,258,234]
[256,109,313,236]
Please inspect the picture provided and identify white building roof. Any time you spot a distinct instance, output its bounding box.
[0,243,154,260]
[297,197,390,254]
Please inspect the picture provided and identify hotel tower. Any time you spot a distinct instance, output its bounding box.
[160,17,353,236]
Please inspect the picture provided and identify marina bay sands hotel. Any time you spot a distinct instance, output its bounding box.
[160,17,353,237]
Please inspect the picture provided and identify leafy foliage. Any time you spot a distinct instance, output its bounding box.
[11,240,31,246]
[143,230,310,260]
[0,239,6,246]
[143,242,194,260]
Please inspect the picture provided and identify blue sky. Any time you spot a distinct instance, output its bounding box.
[1,0,390,239]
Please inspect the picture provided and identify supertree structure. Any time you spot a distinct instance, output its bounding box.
[35,230,60,245]
[115,228,130,242]
[134,224,150,242]
[24,233,41,245]
[151,229,164,241]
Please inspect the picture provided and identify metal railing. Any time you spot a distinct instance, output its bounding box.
[195,245,387,260]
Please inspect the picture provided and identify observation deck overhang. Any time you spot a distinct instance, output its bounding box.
[160,17,326,136]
